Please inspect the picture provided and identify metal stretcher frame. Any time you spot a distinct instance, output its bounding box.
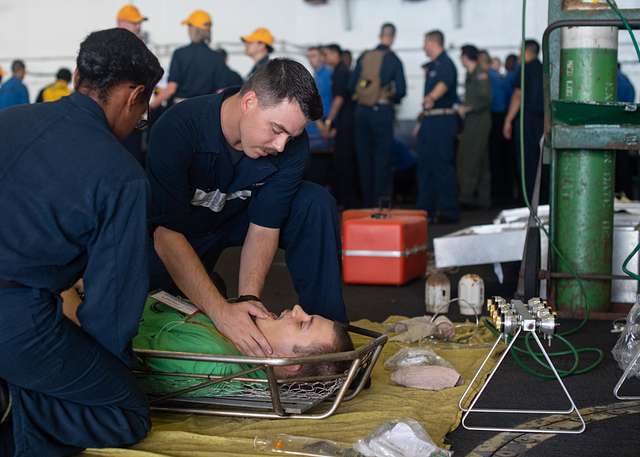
[133,325,387,419]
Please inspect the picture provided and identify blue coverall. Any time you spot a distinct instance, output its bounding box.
[146,88,348,323]
[0,93,151,456]
[168,42,228,99]
[416,51,460,221]
[512,59,544,202]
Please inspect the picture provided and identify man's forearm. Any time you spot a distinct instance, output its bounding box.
[153,226,226,316]
[238,223,280,297]
[505,89,522,124]
[326,96,344,123]
[427,81,448,103]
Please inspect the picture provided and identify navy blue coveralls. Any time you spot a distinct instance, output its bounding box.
[416,51,460,221]
[0,93,151,456]
[168,42,227,99]
[350,44,406,207]
[146,88,348,323]
[331,61,358,209]
[512,59,544,202]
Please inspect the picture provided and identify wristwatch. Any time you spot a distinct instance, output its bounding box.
[227,295,262,304]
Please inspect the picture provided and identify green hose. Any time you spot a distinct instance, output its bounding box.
[483,317,604,380]
[606,0,640,62]
[622,242,640,281]
[497,0,638,379]
[608,0,640,284]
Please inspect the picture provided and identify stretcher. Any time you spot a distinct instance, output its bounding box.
[133,326,387,419]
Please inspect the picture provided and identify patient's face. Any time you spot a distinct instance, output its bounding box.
[257,305,335,356]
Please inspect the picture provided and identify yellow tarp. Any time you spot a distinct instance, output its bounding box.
[83,318,501,457]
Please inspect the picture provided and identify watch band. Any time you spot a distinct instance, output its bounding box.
[227,295,262,304]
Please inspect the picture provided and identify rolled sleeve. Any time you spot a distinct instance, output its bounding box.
[438,62,456,92]
[248,134,309,228]
[78,178,150,366]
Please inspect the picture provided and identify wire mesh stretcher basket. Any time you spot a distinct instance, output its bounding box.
[133,326,387,419]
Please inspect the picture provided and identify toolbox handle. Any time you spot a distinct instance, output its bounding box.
[371,196,392,219]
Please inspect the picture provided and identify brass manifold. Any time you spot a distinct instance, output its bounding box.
[486,296,558,341]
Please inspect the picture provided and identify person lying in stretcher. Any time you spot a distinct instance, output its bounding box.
[133,297,354,397]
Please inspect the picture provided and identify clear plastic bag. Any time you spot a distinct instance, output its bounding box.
[384,347,454,371]
[384,316,454,344]
[254,434,358,456]
[353,419,452,457]
[612,302,640,378]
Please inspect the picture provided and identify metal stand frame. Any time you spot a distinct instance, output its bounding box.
[458,327,585,434]
[614,348,640,401]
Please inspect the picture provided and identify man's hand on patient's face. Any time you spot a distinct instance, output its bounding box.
[209,300,274,357]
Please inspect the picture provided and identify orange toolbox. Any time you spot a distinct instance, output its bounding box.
[342,213,428,285]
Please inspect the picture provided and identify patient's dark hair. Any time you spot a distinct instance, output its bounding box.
[291,322,355,378]
[76,28,163,103]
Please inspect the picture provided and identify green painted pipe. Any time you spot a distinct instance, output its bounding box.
[554,24,618,312]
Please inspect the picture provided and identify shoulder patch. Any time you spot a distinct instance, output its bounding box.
[477,72,488,80]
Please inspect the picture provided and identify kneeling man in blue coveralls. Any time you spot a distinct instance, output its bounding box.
[0,29,163,456]
[148,58,348,357]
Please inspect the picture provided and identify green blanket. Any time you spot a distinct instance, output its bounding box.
[133,298,265,397]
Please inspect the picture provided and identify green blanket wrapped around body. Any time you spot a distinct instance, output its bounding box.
[133,298,266,397]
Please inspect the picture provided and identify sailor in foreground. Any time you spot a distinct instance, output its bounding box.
[147,59,349,358]
[0,28,163,456]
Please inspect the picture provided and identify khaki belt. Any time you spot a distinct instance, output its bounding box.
[358,99,392,108]
[418,108,457,121]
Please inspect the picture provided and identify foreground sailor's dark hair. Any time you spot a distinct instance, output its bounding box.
[240,58,323,121]
[76,28,163,103]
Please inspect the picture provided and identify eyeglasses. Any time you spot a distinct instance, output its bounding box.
[135,105,149,131]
